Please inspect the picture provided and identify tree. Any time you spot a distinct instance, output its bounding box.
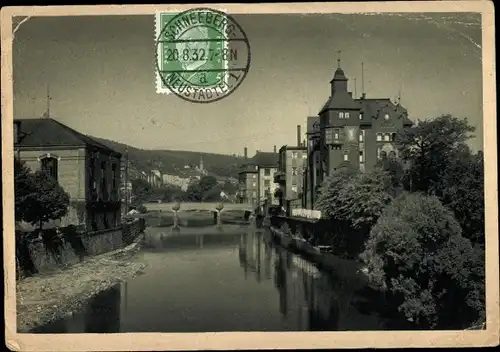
[222,180,238,195]
[432,147,484,245]
[202,185,222,202]
[14,158,35,223]
[336,168,394,230]
[396,114,475,193]
[131,178,153,203]
[199,175,217,193]
[361,192,484,329]
[375,155,405,197]
[22,170,70,230]
[315,166,358,219]
[316,166,392,230]
[186,182,202,201]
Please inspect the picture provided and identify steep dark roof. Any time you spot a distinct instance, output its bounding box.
[355,99,413,126]
[14,118,121,156]
[251,151,279,167]
[319,91,359,114]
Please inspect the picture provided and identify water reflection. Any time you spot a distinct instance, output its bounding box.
[32,226,380,333]
[31,283,123,333]
[238,230,350,331]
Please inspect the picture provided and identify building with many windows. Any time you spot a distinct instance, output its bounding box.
[316,61,413,185]
[275,125,307,206]
[14,118,122,230]
[238,147,279,207]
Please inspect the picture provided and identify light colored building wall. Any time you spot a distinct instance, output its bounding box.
[258,167,277,201]
[19,147,87,201]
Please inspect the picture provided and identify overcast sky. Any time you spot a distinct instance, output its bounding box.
[13,12,483,155]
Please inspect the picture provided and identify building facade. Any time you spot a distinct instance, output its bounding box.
[316,62,413,186]
[304,116,321,209]
[298,61,414,210]
[14,118,122,231]
[276,145,307,201]
[238,148,279,207]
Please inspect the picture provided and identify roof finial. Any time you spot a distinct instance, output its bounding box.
[337,50,342,68]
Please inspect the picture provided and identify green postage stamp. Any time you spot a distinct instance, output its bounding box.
[155,8,251,103]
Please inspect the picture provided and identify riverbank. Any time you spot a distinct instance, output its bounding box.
[16,234,147,333]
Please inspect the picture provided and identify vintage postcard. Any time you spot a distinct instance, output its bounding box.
[2,1,498,351]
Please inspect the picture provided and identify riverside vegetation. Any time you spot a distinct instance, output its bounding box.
[315,114,485,330]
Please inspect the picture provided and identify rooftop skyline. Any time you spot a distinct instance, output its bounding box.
[13,13,483,155]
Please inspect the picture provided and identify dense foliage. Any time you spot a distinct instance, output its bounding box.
[360,193,484,329]
[313,114,485,329]
[14,159,70,229]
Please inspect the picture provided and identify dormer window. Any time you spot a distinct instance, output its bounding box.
[384,133,391,142]
[339,112,344,119]
[384,113,390,120]
[345,112,350,119]
[376,133,383,142]
[343,150,349,161]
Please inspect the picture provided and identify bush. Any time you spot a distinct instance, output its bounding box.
[361,192,485,329]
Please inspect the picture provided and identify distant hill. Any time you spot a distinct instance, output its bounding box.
[91,136,245,179]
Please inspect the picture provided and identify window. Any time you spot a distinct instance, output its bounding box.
[302,153,307,159]
[292,152,298,159]
[291,186,298,193]
[359,113,363,120]
[359,132,364,142]
[343,151,349,161]
[252,191,257,197]
[252,174,256,179]
[384,113,390,120]
[359,151,364,163]
[339,112,344,119]
[345,112,350,119]
[291,167,297,176]
[264,168,271,176]
[334,129,340,139]
[252,182,256,187]
[392,133,397,141]
[380,151,388,160]
[264,180,270,187]
[41,156,58,181]
[384,133,390,142]
[389,150,397,159]
[376,133,382,141]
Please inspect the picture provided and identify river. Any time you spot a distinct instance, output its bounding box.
[31,218,383,333]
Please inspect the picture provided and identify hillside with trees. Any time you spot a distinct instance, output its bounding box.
[91,136,245,178]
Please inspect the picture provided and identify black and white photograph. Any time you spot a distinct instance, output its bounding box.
[2,2,498,350]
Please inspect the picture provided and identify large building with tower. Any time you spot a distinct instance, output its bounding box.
[303,60,413,209]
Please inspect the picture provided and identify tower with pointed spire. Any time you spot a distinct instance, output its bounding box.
[312,52,413,188]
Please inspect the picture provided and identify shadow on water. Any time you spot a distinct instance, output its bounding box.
[30,284,122,333]
[32,227,388,333]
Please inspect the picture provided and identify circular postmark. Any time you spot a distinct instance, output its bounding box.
[155,8,251,103]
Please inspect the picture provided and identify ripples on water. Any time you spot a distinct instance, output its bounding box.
[30,223,384,333]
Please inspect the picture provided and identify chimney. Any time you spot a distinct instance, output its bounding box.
[274,145,277,153]
[244,147,248,159]
[297,125,301,147]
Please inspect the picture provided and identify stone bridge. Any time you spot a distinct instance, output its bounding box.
[144,202,255,213]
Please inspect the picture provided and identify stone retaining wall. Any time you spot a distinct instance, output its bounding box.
[16,219,145,278]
